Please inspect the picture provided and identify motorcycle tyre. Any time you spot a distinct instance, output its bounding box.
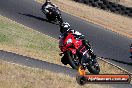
[87,59,100,74]
[67,50,79,69]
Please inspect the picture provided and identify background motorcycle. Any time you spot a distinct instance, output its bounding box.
[41,5,63,25]
[59,33,100,74]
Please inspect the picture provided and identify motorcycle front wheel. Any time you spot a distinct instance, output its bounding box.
[66,50,79,69]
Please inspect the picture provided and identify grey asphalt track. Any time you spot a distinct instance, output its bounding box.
[0,0,132,76]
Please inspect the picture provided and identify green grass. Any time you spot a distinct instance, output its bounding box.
[0,18,58,51]
[0,33,9,42]
[0,15,61,64]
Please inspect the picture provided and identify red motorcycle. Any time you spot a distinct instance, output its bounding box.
[59,33,100,74]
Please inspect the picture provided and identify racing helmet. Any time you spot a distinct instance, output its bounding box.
[46,0,51,3]
[60,22,71,34]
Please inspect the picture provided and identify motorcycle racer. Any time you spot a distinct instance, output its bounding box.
[41,0,58,14]
[59,22,97,65]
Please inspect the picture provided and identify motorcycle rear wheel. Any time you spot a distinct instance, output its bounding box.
[87,59,100,74]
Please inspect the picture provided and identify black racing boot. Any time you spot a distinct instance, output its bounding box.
[82,40,91,49]
[82,40,95,58]
[82,40,97,64]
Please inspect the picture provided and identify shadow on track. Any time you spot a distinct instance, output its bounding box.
[18,13,59,25]
[102,57,132,66]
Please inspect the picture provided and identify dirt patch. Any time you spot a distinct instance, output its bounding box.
[1,60,126,88]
